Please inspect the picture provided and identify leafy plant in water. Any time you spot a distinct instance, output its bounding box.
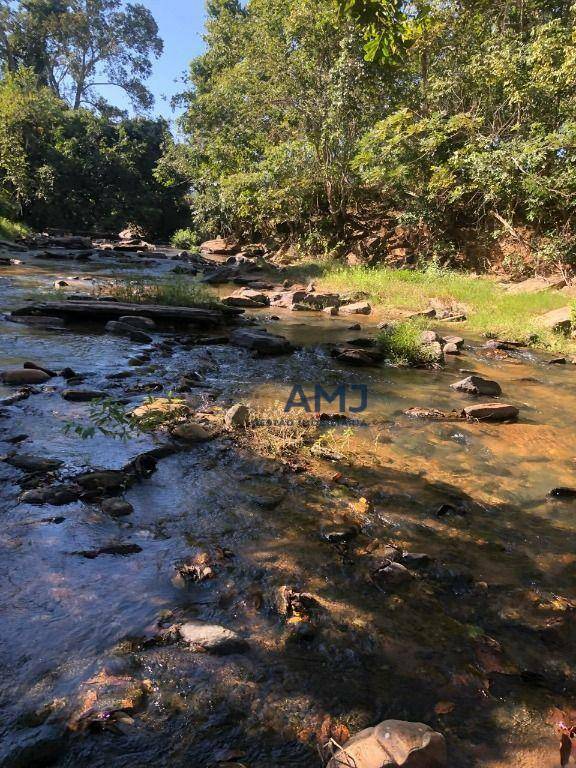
[64,393,190,441]
[376,319,439,367]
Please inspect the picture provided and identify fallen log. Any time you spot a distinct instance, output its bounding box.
[10,300,243,327]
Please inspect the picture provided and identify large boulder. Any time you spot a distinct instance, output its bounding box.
[463,403,519,422]
[225,404,250,428]
[327,720,447,768]
[270,289,309,308]
[1,368,51,385]
[105,320,152,343]
[536,306,571,333]
[450,375,502,396]
[229,328,294,356]
[200,237,239,255]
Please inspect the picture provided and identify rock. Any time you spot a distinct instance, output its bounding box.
[62,389,106,402]
[463,403,519,422]
[322,525,359,544]
[101,498,134,517]
[68,668,148,731]
[200,237,239,255]
[323,306,339,316]
[506,275,567,293]
[19,484,81,506]
[348,323,361,330]
[403,407,448,420]
[229,328,294,356]
[537,306,572,333]
[444,335,464,349]
[225,404,250,428]
[450,375,502,396]
[4,453,63,473]
[340,301,372,315]
[443,342,460,355]
[23,361,57,377]
[132,397,190,420]
[1,368,51,385]
[483,339,524,350]
[270,289,308,308]
[223,295,268,308]
[548,487,576,499]
[548,357,567,365]
[178,622,248,654]
[421,330,439,344]
[77,543,143,558]
[425,341,444,363]
[332,345,384,366]
[373,561,413,587]
[105,320,152,343]
[171,422,213,443]
[327,720,447,768]
[118,315,156,330]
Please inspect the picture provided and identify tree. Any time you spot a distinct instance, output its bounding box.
[168,0,390,241]
[1,0,163,111]
[0,68,187,234]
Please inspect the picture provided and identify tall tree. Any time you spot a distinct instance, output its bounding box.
[1,0,163,110]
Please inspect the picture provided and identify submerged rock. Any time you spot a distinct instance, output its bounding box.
[178,621,248,654]
[101,498,134,517]
[4,453,63,473]
[19,484,81,506]
[62,389,106,402]
[170,422,213,443]
[463,403,519,422]
[327,720,447,768]
[450,375,502,396]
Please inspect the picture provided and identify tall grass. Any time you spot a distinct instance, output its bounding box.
[312,264,574,351]
[106,277,218,308]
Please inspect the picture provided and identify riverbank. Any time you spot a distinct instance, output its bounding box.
[282,261,576,355]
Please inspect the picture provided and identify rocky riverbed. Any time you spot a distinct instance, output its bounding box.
[1,235,576,768]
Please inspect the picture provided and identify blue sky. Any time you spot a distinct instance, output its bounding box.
[101,0,207,123]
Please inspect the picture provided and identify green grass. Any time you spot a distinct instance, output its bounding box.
[0,216,29,242]
[376,319,441,366]
[307,263,575,353]
[106,277,219,308]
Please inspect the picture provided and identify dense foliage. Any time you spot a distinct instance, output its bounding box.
[0,68,186,234]
[0,0,186,237]
[167,0,576,268]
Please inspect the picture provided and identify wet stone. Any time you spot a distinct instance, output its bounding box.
[19,484,81,506]
[463,403,519,422]
[1,368,51,385]
[61,389,106,402]
[548,487,576,499]
[322,525,359,544]
[4,453,63,473]
[178,621,248,655]
[451,375,502,396]
[101,498,134,517]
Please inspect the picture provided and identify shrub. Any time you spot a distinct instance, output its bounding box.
[170,228,198,250]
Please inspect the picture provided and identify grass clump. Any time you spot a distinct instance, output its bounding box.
[0,216,29,242]
[106,277,218,308]
[376,320,440,366]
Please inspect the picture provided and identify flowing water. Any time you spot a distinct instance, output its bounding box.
[1,251,575,768]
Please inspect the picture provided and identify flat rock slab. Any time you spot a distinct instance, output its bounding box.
[451,375,502,396]
[229,328,294,355]
[536,306,572,332]
[327,719,447,768]
[11,300,242,327]
[463,403,519,422]
[62,389,106,402]
[340,301,372,315]
[505,276,567,294]
[178,622,248,654]
[4,454,63,473]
